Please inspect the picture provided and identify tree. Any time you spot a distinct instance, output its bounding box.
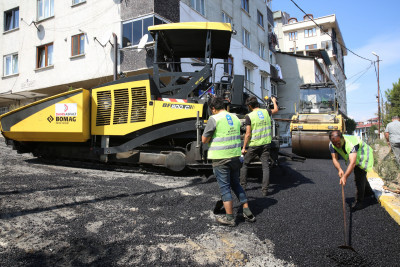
[368,124,378,143]
[345,118,357,135]
[384,78,400,125]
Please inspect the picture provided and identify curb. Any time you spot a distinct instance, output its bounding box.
[367,170,400,225]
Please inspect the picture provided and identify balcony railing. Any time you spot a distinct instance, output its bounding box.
[244,80,255,94]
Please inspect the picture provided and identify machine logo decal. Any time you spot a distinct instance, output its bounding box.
[162,103,194,110]
[257,111,265,120]
[55,103,77,116]
[226,114,233,126]
[55,103,77,124]
[47,115,54,123]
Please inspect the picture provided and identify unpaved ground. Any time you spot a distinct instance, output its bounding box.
[374,143,400,195]
[0,138,293,266]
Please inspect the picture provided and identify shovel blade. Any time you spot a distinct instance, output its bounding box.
[338,245,356,252]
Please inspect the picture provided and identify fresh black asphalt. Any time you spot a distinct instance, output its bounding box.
[0,145,399,266]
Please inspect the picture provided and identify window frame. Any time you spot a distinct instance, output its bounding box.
[3,53,18,76]
[241,0,249,13]
[242,28,251,49]
[305,44,317,50]
[271,83,277,97]
[224,55,233,76]
[37,0,54,21]
[222,11,232,24]
[259,42,265,59]
[289,31,297,41]
[71,33,85,56]
[122,15,167,48]
[304,28,316,38]
[4,7,19,32]
[190,0,205,16]
[257,10,264,28]
[36,42,53,69]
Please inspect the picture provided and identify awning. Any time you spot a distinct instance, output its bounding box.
[0,90,47,102]
[243,59,258,69]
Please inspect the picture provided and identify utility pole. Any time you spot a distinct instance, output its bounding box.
[372,52,380,138]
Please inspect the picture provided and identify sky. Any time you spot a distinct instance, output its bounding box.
[272,0,400,122]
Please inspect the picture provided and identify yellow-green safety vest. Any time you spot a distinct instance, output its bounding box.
[330,135,374,172]
[248,109,272,147]
[208,111,242,159]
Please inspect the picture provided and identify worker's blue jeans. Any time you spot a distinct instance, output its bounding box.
[213,158,248,203]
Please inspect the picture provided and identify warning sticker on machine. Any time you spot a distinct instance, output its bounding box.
[55,103,77,116]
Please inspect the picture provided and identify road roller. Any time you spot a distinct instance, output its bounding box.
[290,83,345,158]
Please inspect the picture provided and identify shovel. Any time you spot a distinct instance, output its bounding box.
[339,184,355,252]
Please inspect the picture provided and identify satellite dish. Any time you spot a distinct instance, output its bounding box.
[137,34,148,52]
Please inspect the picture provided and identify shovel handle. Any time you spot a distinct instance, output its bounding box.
[341,184,348,246]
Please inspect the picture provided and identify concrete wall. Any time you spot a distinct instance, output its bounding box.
[274,53,316,135]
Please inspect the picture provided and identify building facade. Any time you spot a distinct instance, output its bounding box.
[272,11,348,138]
[0,0,122,113]
[1,0,277,115]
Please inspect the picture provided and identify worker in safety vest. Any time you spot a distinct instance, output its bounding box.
[202,96,256,226]
[329,130,375,211]
[240,96,278,196]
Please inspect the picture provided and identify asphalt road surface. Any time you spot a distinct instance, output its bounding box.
[1,139,399,266]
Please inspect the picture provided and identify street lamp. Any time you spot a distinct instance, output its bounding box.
[372,51,381,138]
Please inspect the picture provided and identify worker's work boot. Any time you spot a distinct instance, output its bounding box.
[216,216,235,227]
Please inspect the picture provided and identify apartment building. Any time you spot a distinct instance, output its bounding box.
[0,0,124,114]
[0,0,276,115]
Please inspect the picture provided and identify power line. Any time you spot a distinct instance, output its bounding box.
[288,0,375,63]
[346,62,374,81]
[346,62,374,88]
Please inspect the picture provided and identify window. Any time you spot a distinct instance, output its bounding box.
[4,7,19,32]
[224,56,233,75]
[304,28,316,38]
[222,11,232,24]
[271,83,277,96]
[261,76,267,92]
[190,0,205,15]
[37,0,54,21]
[305,44,317,50]
[3,53,18,76]
[241,0,249,13]
[289,47,299,52]
[72,0,86,5]
[257,10,264,28]
[289,31,297,41]
[37,43,53,68]
[122,15,166,48]
[242,28,250,48]
[72,33,85,56]
[259,43,265,59]
[244,66,253,92]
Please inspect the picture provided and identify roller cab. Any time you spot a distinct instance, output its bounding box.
[290,83,345,158]
[0,89,90,142]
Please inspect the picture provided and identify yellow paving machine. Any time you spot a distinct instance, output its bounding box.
[0,22,303,171]
[290,83,345,158]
